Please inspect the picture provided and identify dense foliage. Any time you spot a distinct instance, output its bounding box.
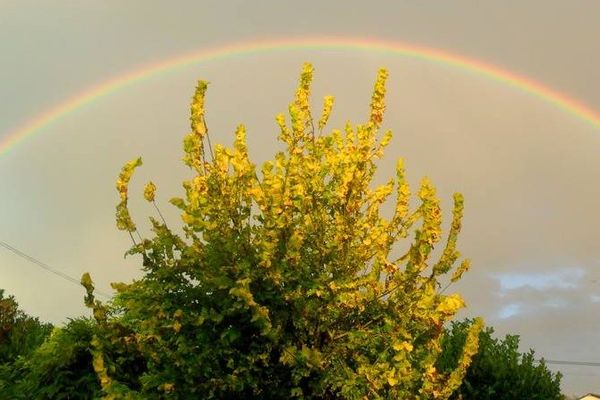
[0,290,100,398]
[77,64,483,399]
[1,318,101,399]
[438,319,564,400]
[0,289,52,364]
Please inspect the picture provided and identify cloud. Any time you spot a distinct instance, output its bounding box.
[453,266,597,324]
[493,267,585,291]
[484,267,594,319]
[498,303,521,319]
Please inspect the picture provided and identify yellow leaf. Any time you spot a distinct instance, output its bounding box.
[392,341,413,352]
[161,383,175,393]
[386,368,398,386]
[437,293,465,315]
[318,95,335,130]
[143,181,156,202]
[451,259,471,283]
[173,321,182,333]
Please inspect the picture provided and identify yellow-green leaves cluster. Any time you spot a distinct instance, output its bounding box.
[318,95,335,131]
[115,157,142,232]
[143,181,156,202]
[182,80,209,171]
[369,68,388,128]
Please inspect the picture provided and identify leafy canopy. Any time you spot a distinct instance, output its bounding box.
[82,63,482,399]
[0,289,59,399]
[0,289,52,365]
[0,318,101,400]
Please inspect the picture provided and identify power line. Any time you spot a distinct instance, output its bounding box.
[0,240,111,299]
[540,359,600,367]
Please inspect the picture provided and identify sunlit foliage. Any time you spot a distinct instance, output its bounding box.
[84,64,482,399]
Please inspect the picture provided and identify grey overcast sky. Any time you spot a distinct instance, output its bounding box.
[1,1,599,395]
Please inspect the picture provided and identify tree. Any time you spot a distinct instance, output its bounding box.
[0,289,55,398]
[0,289,52,364]
[82,63,482,399]
[0,318,101,400]
[438,319,563,400]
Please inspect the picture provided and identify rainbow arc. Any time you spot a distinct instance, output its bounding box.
[2,37,599,156]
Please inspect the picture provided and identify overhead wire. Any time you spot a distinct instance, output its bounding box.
[0,239,111,299]
[540,359,600,367]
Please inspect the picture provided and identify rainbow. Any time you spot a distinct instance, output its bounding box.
[2,37,600,156]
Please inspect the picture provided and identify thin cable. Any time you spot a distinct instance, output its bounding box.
[538,359,600,367]
[0,240,111,299]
